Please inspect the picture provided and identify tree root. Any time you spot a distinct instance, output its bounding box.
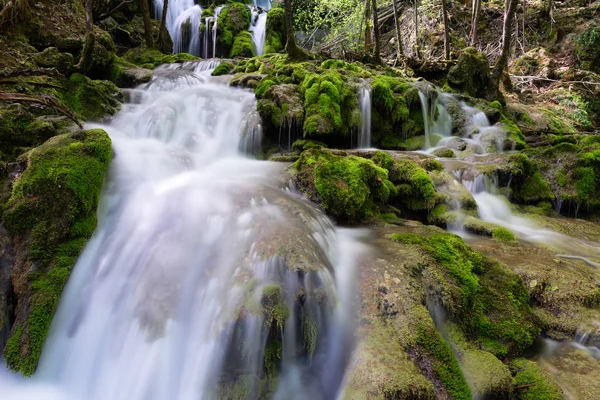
[0,91,82,128]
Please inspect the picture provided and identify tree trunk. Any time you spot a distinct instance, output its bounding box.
[157,0,169,46]
[489,0,518,100]
[414,0,420,58]
[77,0,95,74]
[441,0,450,59]
[364,0,372,52]
[372,0,383,64]
[140,0,155,48]
[470,0,481,45]
[392,0,404,59]
[283,0,308,60]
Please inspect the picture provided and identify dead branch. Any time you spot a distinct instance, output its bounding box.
[0,67,63,79]
[0,79,63,89]
[510,74,600,86]
[0,91,82,128]
[97,0,134,21]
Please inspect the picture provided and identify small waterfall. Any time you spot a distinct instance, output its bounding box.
[172,5,203,55]
[249,8,267,56]
[418,90,452,150]
[461,104,508,153]
[212,6,225,59]
[358,88,372,148]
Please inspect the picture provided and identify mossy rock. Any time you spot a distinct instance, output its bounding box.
[87,33,117,80]
[62,73,122,121]
[122,45,199,69]
[230,31,254,58]
[507,154,553,204]
[108,56,154,88]
[211,61,235,76]
[463,217,516,242]
[293,148,396,223]
[574,23,600,73]
[433,147,455,158]
[264,7,286,54]
[447,47,490,99]
[2,129,112,376]
[217,3,252,55]
[33,47,74,75]
[509,359,563,400]
[390,159,437,212]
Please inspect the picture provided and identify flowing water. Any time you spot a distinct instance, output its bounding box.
[250,9,268,57]
[0,64,363,399]
[358,88,372,149]
[418,90,452,150]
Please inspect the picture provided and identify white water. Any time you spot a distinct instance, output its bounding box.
[358,88,372,148]
[418,91,452,150]
[171,5,202,55]
[0,64,363,399]
[250,9,267,56]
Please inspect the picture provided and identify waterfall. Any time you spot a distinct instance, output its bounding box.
[171,5,202,55]
[212,6,225,59]
[418,90,452,150]
[358,88,372,148]
[249,8,267,56]
[1,63,362,399]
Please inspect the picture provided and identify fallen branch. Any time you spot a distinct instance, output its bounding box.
[0,67,63,79]
[0,91,82,128]
[510,74,600,86]
[0,79,63,89]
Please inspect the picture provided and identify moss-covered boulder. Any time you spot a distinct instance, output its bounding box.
[2,129,112,375]
[33,47,74,75]
[211,61,235,76]
[507,154,553,203]
[88,32,117,80]
[264,7,286,54]
[463,217,516,241]
[574,23,600,73]
[122,45,199,69]
[509,359,563,400]
[293,149,396,223]
[447,47,490,99]
[62,73,122,121]
[217,3,251,56]
[230,31,254,58]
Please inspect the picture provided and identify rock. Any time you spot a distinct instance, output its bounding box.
[115,67,154,87]
[33,47,74,75]
[433,147,455,158]
[442,95,468,135]
[264,8,286,54]
[574,25,600,73]
[230,31,254,58]
[510,47,556,79]
[62,73,122,121]
[447,47,491,98]
[217,2,252,55]
[230,73,266,89]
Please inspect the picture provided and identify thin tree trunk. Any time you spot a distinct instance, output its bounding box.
[522,0,526,53]
[158,0,169,46]
[372,0,383,64]
[140,0,155,48]
[470,0,481,45]
[392,0,404,59]
[441,0,450,59]
[77,0,95,74]
[364,0,372,52]
[414,0,420,58]
[283,0,307,59]
[489,0,518,100]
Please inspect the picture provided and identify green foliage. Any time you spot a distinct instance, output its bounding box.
[2,130,112,375]
[510,359,563,400]
[264,8,286,54]
[574,23,600,73]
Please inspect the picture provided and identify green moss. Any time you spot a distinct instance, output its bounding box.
[573,166,597,208]
[508,154,553,203]
[211,61,235,76]
[392,159,437,211]
[264,8,286,54]
[2,129,112,375]
[291,139,326,153]
[294,149,396,223]
[61,73,121,121]
[371,151,394,170]
[447,47,490,98]
[464,217,516,241]
[492,227,516,242]
[230,31,254,58]
[217,3,252,53]
[260,285,289,329]
[122,45,198,69]
[574,24,600,73]
[509,359,563,400]
[433,148,455,158]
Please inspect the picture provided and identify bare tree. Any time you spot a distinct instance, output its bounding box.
[372,0,383,64]
[158,0,169,46]
[441,0,450,59]
[364,0,372,52]
[140,0,155,48]
[77,0,96,74]
[470,0,481,45]
[392,0,404,60]
[489,0,519,99]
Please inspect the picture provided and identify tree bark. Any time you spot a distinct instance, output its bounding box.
[372,0,383,64]
[77,0,96,74]
[392,0,404,59]
[414,0,420,58]
[140,0,155,48]
[441,0,450,59]
[283,0,308,60]
[157,0,169,46]
[489,0,518,100]
[470,0,481,45]
[364,0,372,52]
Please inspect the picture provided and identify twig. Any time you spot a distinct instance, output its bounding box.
[514,383,537,390]
[0,91,82,128]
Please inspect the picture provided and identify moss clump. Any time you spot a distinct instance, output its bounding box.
[211,61,235,76]
[463,217,516,242]
[447,47,490,98]
[294,149,396,223]
[433,147,455,158]
[33,47,74,75]
[264,7,286,54]
[391,159,437,211]
[492,227,516,242]
[230,32,254,58]
[574,23,600,73]
[2,129,112,375]
[260,285,289,330]
[508,154,553,203]
[122,45,199,69]
[291,139,326,153]
[62,73,122,121]
[509,359,563,400]
[302,70,357,138]
[217,3,251,54]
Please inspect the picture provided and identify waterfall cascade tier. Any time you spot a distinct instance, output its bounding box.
[358,88,372,149]
[0,63,362,400]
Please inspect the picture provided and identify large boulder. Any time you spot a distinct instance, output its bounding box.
[447,47,491,99]
[33,47,74,75]
[264,7,286,54]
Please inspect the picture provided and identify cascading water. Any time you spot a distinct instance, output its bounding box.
[0,63,363,399]
[171,5,203,55]
[250,8,267,56]
[358,88,372,149]
[418,90,452,150]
